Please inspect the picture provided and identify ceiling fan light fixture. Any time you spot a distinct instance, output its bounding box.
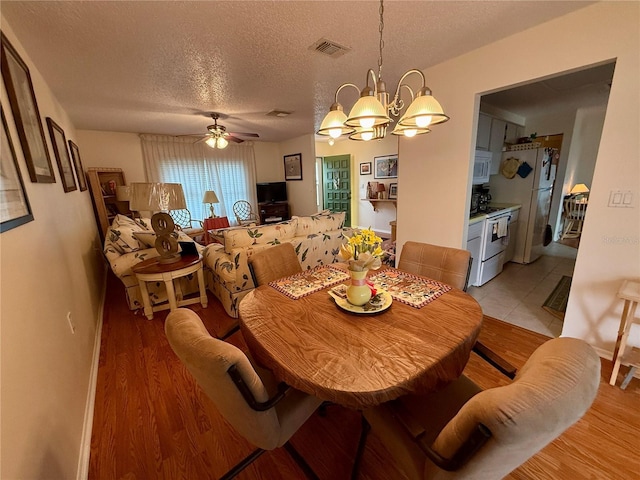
[205,135,229,149]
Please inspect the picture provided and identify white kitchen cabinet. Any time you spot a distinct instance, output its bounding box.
[489,118,506,175]
[505,122,524,144]
[467,220,484,287]
[473,151,492,185]
[476,113,492,150]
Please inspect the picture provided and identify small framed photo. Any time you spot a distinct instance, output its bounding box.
[388,183,398,199]
[46,118,77,193]
[360,162,372,175]
[1,106,34,232]
[284,153,302,181]
[374,154,398,179]
[68,140,88,191]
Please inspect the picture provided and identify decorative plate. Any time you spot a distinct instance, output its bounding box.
[328,289,393,315]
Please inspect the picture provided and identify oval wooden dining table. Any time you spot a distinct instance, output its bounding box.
[238,267,483,409]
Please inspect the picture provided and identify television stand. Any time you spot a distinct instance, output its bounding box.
[259,201,289,224]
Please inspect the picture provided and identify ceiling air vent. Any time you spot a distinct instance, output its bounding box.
[266,110,292,118]
[310,38,350,58]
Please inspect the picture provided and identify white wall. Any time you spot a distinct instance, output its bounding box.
[399,2,640,354]
[253,141,283,182]
[565,104,606,191]
[76,130,146,182]
[278,134,317,216]
[316,135,398,235]
[1,20,104,480]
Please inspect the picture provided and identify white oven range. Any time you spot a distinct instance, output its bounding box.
[478,209,512,286]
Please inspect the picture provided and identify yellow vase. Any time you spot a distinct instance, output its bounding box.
[346,269,371,306]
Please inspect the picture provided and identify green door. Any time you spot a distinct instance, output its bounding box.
[323,154,351,226]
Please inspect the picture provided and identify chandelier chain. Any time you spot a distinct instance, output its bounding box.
[378,0,384,78]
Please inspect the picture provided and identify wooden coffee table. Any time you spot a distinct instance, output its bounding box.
[132,254,207,320]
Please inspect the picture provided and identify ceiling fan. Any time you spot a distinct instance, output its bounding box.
[189,113,259,149]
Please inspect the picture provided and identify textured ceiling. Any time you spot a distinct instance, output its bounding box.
[1,1,596,143]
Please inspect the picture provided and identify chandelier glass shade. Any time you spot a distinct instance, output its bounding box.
[317,0,449,142]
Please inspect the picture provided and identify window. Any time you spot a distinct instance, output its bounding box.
[140,135,257,222]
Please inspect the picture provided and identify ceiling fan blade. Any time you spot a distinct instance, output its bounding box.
[226,135,244,144]
[228,132,260,138]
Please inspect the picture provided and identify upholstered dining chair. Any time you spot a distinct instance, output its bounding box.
[353,337,601,480]
[165,308,323,480]
[233,200,259,226]
[398,241,472,291]
[248,242,302,286]
[397,241,516,378]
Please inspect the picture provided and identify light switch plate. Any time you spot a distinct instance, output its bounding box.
[608,190,634,208]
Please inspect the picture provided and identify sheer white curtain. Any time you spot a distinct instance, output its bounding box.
[140,135,257,223]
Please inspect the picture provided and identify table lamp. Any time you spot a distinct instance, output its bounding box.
[376,183,386,199]
[202,190,219,218]
[130,182,187,264]
[570,183,590,200]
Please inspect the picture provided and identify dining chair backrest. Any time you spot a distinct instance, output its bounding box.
[248,243,302,286]
[164,308,319,451]
[361,337,601,480]
[398,241,472,291]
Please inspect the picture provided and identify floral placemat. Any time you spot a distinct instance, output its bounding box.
[369,268,451,308]
[269,265,350,300]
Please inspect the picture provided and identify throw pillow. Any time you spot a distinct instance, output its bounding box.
[133,231,157,248]
[108,214,144,253]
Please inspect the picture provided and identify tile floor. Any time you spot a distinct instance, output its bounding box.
[467,241,578,338]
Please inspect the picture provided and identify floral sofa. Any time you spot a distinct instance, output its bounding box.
[203,210,352,317]
[103,214,205,310]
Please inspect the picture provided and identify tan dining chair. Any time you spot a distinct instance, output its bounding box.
[398,240,517,378]
[353,337,601,480]
[398,241,472,291]
[165,308,323,480]
[248,242,302,286]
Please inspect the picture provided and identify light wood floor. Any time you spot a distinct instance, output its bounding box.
[90,272,640,479]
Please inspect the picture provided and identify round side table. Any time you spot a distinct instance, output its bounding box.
[132,254,207,320]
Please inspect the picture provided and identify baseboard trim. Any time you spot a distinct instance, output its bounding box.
[76,270,107,480]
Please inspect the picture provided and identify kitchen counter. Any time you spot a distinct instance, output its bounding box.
[469,203,521,224]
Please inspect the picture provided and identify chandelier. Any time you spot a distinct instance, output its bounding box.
[317,0,449,142]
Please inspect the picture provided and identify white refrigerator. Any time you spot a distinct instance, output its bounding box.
[489,147,557,264]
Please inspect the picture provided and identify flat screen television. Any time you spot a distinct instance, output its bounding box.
[256,182,287,204]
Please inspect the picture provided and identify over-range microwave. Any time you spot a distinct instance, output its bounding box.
[473,150,492,185]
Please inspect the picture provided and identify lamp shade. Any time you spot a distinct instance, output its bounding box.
[398,93,449,128]
[376,183,386,192]
[345,94,390,128]
[115,185,130,201]
[570,183,590,195]
[202,190,219,204]
[129,183,186,212]
[205,136,229,149]
[317,106,355,138]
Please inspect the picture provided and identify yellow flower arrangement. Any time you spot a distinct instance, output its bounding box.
[339,228,384,271]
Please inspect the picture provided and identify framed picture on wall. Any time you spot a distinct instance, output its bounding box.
[1,33,55,183]
[1,106,34,232]
[374,154,398,179]
[388,183,398,199]
[360,162,372,175]
[284,153,302,181]
[68,140,88,191]
[46,118,77,193]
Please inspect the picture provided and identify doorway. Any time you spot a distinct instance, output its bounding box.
[467,62,614,337]
[322,154,352,226]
